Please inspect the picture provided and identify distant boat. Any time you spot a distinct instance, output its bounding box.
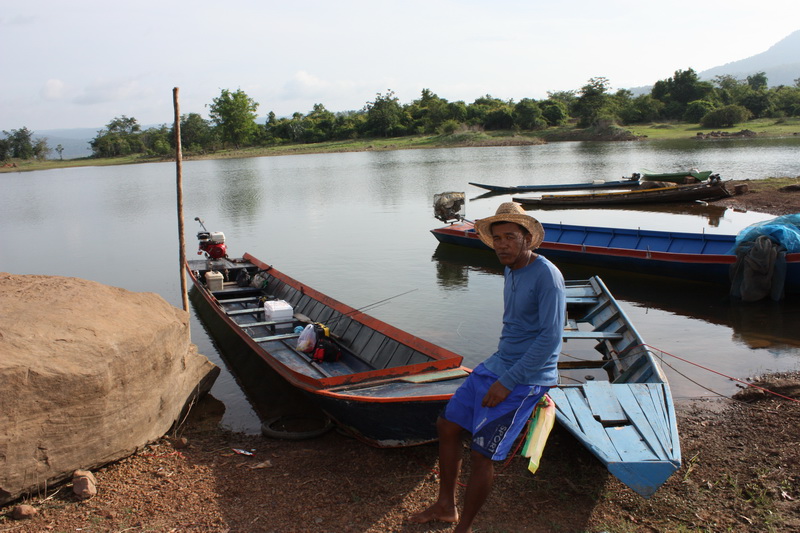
[640,170,714,183]
[468,177,641,193]
[511,180,732,207]
[430,218,800,295]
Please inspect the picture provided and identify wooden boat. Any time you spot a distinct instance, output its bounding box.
[641,170,714,183]
[512,180,732,207]
[548,276,680,498]
[431,219,800,294]
[469,177,640,193]
[188,239,680,496]
[187,252,469,448]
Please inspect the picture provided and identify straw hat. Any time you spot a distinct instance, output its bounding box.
[474,202,544,250]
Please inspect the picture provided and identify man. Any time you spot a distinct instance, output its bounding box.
[410,202,565,532]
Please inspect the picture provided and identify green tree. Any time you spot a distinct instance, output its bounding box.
[55,144,64,160]
[683,100,717,123]
[652,68,715,119]
[466,95,509,128]
[405,89,455,134]
[208,88,260,148]
[140,125,172,156]
[618,94,664,124]
[90,116,145,157]
[32,137,50,161]
[303,103,336,142]
[364,90,405,137]
[747,72,768,91]
[713,75,749,106]
[512,98,546,130]
[173,113,214,152]
[574,77,613,127]
[539,100,569,126]
[3,127,36,159]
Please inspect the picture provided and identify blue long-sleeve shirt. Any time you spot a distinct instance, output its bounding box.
[482,255,565,389]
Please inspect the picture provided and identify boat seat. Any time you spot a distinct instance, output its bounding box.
[562,331,624,340]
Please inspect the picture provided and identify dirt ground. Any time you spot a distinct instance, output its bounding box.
[2,373,798,533]
[713,177,800,217]
[2,178,800,533]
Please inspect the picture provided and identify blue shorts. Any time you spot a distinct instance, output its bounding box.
[444,363,548,461]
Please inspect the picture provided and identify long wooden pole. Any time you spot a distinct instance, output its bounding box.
[174,87,189,312]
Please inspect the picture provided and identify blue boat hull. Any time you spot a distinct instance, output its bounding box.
[431,221,800,293]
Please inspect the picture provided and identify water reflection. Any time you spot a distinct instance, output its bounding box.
[431,243,800,351]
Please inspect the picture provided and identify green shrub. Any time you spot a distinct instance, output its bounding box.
[700,105,751,128]
[684,100,716,123]
[438,120,461,135]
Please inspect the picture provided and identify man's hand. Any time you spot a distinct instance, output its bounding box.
[482,381,511,408]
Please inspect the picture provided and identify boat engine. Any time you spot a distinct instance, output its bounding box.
[195,217,228,259]
[433,192,465,223]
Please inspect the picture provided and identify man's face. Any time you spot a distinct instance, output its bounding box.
[490,222,530,267]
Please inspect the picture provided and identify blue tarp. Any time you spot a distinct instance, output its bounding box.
[733,214,800,253]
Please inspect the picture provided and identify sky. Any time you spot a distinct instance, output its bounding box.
[2,0,799,132]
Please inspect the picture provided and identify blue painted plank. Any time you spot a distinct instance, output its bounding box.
[613,384,670,460]
[563,388,621,461]
[583,381,627,423]
[547,388,577,427]
[637,384,671,449]
[604,425,659,462]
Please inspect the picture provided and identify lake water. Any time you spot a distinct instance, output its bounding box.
[3,137,800,434]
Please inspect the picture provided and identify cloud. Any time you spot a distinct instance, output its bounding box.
[280,71,357,99]
[42,79,66,101]
[72,79,152,106]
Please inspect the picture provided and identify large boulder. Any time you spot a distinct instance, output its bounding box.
[0,273,219,505]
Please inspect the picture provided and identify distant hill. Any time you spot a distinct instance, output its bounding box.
[699,29,800,86]
[628,30,800,95]
[34,128,97,160]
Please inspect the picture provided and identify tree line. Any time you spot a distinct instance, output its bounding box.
[3,68,800,161]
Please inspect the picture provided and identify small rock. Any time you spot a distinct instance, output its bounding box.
[12,504,38,519]
[171,436,189,449]
[73,469,98,500]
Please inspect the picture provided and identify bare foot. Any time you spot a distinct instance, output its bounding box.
[409,502,458,524]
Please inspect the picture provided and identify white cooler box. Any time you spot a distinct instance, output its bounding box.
[264,300,294,333]
[205,271,223,292]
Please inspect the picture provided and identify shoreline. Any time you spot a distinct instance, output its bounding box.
[3,119,799,174]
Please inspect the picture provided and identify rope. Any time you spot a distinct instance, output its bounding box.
[644,343,800,404]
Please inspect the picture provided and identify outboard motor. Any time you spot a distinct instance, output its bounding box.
[433,192,466,223]
[195,217,228,259]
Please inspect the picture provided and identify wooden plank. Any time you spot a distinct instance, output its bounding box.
[400,368,470,383]
[604,425,659,462]
[227,307,263,316]
[252,332,301,343]
[565,296,599,305]
[562,388,621,461]
[583,381,628,424]
[239,319,296,327]
[218,296,259,304]
[613,384,669,459]
[562,331,624,340]
[637,384,671,448]
[547,388,576,427]
[557,360,606,370]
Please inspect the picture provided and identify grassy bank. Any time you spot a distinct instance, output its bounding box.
[3,118,799,174]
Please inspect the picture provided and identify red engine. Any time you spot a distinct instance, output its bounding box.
[197,231,228,259]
